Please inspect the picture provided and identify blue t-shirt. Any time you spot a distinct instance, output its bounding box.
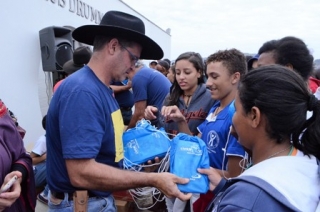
[111,81,134,108]
[46,66,124,197]
[132,67,171,110]
[197,101,245,170]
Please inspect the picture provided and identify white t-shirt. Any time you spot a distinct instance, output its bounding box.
[31,135,46,156]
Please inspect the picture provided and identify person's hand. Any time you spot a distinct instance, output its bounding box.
[0,171,22,211]
[144,106,158,120]
[144,157,161,172]
[161,106,185,123]
[152,172,192,201]
[125,80,132,89]
[197,167,222,191]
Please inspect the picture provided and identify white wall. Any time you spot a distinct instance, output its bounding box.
[0,0,170,150]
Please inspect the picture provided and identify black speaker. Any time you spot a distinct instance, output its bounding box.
[39,26,73,72]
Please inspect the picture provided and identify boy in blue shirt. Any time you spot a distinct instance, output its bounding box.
[162,49,248,211]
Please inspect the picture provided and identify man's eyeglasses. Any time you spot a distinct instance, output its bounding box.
[120,45,139,66]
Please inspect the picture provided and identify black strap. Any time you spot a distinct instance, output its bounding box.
[212,178,228,195]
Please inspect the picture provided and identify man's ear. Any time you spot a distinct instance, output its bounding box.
[250,106,261,128]
[231,72,241,84]
[108,38,119,55]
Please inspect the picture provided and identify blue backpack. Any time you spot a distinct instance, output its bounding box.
[122,119,171,168]
[170,133,210,193]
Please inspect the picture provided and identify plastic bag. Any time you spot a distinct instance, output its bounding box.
[170,133,210,193]
[122,119,171,167]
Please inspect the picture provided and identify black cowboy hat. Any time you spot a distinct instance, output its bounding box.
[63,46,92,75]
[72,10,163,60]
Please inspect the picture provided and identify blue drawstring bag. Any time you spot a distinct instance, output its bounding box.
[170,133,210,193]
[123,119,171,168]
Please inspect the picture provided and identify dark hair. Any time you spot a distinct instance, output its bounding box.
[168,52,205,105]
[247,54,260,71]
[156,60,170,76]
[42,115,47,130]
[239,65,320,159]
[245,55,253,62]
[314,67,320,80]
[150,61,157,65]
[92,35,135,51]
[258,37,314,81]
[171,64,176,73]
[206,48,247,79]
[8,109,18,126]
[163,58,171,66]
[258,39,278,55]
[158,60,170,71]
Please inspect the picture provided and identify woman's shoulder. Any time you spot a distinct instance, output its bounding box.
[217,179,297,211]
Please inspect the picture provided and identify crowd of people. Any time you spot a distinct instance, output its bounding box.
[1,10,320,212]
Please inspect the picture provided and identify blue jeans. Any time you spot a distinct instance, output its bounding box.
[42,184,49,197]
[34,161,47,188]
[48,191,116,211]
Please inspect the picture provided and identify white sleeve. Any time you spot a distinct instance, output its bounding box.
[31,135,47,156]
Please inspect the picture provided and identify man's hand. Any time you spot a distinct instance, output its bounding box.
[151,172,192,201]
[144,106,158,120]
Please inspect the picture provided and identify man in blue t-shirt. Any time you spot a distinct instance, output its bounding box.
[126,62,171,129]
[110,79,134,126]
[46,11,190,211]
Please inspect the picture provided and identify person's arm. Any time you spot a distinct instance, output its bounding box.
[215,156,244,178]
[110,81,131,94]
[30,135,47,165]
[0,103,36,211]
[161,105,193,135]
[176,119,193,135]
[144,106,168,129]
[0,112,31,183]
[218,130,247,178]
[127,100,146,129]
[66,159,191,200]
[29,152,46,165]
